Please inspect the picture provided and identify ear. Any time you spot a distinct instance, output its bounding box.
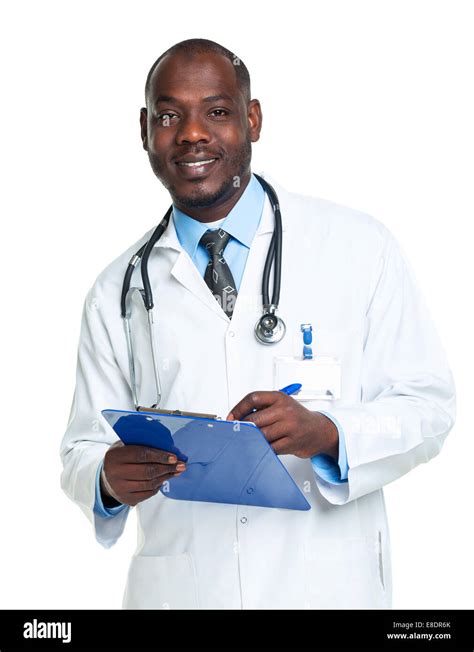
[248,99,262,143]
[140,108,148,151]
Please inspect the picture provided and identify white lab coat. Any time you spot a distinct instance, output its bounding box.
[60,175,455,609]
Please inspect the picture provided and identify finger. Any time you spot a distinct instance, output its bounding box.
[269,436,293,455]
[244,406,284,429]
[117,470,183,505]
[125,471,183,494]
[227,391,283,421]
[124,489,164,506]
[117,462,186,481]
[259,421,289,443]
[116,445,181,465]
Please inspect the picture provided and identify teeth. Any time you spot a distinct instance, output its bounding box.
[178,158,216,167]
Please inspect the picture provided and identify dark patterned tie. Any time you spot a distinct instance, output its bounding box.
[200,228,238,318]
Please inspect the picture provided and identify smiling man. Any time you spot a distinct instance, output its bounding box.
[141,45,258,219]
[60,38,455,609]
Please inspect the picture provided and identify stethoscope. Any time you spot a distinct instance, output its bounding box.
[121,173,285,409]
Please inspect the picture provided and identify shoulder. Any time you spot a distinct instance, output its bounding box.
[87,227,155,305]
[266,174,393,254]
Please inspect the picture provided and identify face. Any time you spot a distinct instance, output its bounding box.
[140,52,262,213]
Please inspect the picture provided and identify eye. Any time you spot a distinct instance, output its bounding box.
[157,112,178,124]
[209,108,229,118]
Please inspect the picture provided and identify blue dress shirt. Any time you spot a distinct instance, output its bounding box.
[172,173,266,288]
[94,461,127,518]
[94,174,348,517]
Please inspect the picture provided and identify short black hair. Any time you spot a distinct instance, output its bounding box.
[144,38,251,104]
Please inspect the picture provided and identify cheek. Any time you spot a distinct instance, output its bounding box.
[215,120,247,145]
[149,128,174,154]
[219,133,249,161]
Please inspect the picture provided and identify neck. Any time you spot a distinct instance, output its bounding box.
[173,172,251,223]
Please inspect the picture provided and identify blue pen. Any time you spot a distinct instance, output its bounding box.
[279,383,302,396]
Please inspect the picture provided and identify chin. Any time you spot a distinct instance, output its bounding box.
[171,177,232,209]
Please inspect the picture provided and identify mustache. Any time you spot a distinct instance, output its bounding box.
[172,149,223,162]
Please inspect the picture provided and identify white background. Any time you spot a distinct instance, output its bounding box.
[0,0,473,609]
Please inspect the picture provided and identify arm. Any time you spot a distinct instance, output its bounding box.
[93,460,126,518]
[59,286,134,548]
[311,413,349,484]
[228,232,455,504]
[61,285,190,546]
[313,232,455,504]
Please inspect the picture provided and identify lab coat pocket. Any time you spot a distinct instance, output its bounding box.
[303,536,381,609]
[286,326,364,401]
[123,552,198,609]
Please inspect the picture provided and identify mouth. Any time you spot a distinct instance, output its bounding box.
[177,158,217,167]
[174,157,220,179]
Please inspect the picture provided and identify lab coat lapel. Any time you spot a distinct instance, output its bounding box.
[154,213,229,323]
[152,173,290,325]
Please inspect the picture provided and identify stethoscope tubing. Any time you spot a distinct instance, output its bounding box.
[120,174,282,321]
[256,175,282,308]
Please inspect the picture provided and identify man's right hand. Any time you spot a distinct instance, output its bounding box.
[100,441,186,507]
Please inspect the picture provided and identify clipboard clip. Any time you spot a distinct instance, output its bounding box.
[137,406,219,419]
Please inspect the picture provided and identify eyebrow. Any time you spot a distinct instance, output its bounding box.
[202,93,234,103]
[154,93,235,106]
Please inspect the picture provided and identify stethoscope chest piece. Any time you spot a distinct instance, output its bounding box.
[255,312,286,344]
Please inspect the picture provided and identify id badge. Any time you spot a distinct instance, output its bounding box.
[273,322,342,404]
[273,355,341,402]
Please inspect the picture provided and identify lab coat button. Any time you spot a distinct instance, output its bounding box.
[228,331,235,337]
[246,487,254,494]
[240,517,248,524]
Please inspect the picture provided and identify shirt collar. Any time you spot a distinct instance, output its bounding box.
[172,173,265,260]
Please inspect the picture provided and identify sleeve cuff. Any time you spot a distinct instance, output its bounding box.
[310,410,349,484]
[93,460,127,518]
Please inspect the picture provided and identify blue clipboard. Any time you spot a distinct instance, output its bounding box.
[101,409,310,511]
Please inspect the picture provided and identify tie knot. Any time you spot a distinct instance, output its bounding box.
[200,228,231,256]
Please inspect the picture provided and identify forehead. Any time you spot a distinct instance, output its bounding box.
[147,51,242,104]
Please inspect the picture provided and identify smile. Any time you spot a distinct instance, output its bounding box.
[177,158,217,167]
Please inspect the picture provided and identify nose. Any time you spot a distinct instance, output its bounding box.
[175,112,211,146]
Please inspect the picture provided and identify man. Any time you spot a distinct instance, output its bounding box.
[60,38,455,609]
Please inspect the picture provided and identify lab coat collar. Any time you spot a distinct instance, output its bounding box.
[151,172,289,323]
[154,170,289,251]
[172,173,265,260]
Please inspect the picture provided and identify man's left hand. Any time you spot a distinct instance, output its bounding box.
[227,391,339,460]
